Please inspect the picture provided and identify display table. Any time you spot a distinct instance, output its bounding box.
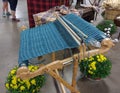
[27,0,69,28]
[33,6,95,26]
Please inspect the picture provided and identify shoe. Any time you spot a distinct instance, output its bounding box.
[6,12,11,16]
[12,18,20,22]
[2,12,6,17]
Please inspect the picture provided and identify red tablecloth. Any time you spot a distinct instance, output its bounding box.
[27,0,69,28]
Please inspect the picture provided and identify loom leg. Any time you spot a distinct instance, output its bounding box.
[52,52,66,93]
[71,56,79,93]
[46,68,80,93]
[79,43,86,60]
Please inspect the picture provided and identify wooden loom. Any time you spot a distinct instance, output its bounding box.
[17,15,114,93]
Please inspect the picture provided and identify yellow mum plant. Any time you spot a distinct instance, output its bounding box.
[79,54,112,79]
[5,65,46,93]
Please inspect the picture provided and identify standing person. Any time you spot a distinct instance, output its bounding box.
[2,0,11,17]
[8,0,20,22]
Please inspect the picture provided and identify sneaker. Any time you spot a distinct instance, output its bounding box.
[2,12,6,17]
[6,12,11,16]
[12,18,20,22]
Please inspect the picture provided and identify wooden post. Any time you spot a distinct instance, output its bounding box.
[71,56,79,93]
[79,43,86,60]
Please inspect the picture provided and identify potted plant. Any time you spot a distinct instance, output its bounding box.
[96,20,116,37]
[5,65,46,93]
[79,54,112,80]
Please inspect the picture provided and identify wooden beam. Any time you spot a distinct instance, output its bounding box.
[46,68,80,93]
[17,60,63,79]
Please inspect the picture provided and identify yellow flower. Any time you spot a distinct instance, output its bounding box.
[5,83,9,89]
[90,62,96,70]
[18,78,21,82]
[33,66,38,70]
[31,79,36,85]
[97,55,99,58]
[20,86,25,91]
[19,81,24,84]
[90,61,96,65]
[31,69,35,72]
[88,70,91,73]
[84,58,88,60]
[98,54,107,62]
[28,65,33,71]
[12,79,17,84]
[5,65,45,93]
[13,84,18,89]
[11,76,17,85]
[33,89,35,93]
[104,57,107,61]
[10,69,16,75]
[12,76,17,80]
[10,84,13,87]
[97,58,101,62]
[88,70,93,74]
[25,80,31,89]
[23,79,29,82]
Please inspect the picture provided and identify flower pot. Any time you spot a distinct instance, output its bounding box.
[79,54,112,81]
[5,65,46,93]
[87,77,102,81]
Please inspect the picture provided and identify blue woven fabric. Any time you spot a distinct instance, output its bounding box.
[18,22,79,64]
[63,14,106,43]
[18,14,106,65]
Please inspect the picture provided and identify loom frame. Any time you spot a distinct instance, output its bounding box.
[18,15,114,93]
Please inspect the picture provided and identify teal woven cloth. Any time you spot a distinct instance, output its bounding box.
[18,14,106,65]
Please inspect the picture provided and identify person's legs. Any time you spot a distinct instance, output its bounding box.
[8,0,20,21]
[5,2,11,16]
[11,10,16,18]
[2,0,8,16]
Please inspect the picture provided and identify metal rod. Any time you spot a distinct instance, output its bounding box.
[56,15,81,45]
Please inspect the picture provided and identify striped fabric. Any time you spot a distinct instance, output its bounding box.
[27,0,69,28]
[18,20,78,65]
[18,14,106,65]
[62,14,106,43]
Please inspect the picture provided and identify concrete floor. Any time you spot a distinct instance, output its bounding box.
[0,0,120,93]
